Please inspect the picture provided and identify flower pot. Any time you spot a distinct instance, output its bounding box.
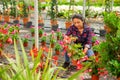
[41,41,46,47]
[55,50,60,55]
[23,17,29,26]
[117,76,120,80]
[57,36,60,40]
[65,21,72,29]
[0,50,2,57]
[91,75,99,80]
[0,15,2,21]
[32,43,35,49]
[23,42,28,47]
[39,33,42,38]
[31,32,35,37]
[50,43,54,48]
[4,15,10,22]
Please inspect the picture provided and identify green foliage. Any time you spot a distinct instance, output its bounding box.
[68,44,85,60]
[55,43,61,51]
[30,27,35,33]
[38,28,43,34]
[93,12,120,77]
[103,12,120,34]
[0,37,64,80]
[107,60,120,77]
[41,36,47,42]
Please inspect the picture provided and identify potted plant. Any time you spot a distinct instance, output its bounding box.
[38,27,43,38]
[56,29,62,40]
[50,0,58,31]
[41,33,47,47]
[0,10,2,22]
[54,43,61,55]
[38,1,44,27]
[21,1,29,26]
[22,34,29,47]
[2,0,10,22]
[30,26,35,37]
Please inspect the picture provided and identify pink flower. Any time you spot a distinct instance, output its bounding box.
[38,26,42,29]
[24,34,30,39]
[57,28,60,32]
[95,40,100,45]
[51,30,54,34]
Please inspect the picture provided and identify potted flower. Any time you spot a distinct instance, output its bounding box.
[54,43,61,55]
[22,34,29,47]
[50,0,58,31]
[50,38,56,48]
[38,26,43,37]
[41,33,47,47]
[56,29,62,40]
[30,26,35,37]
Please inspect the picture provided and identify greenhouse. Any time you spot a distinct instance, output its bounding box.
[0,0,120,80]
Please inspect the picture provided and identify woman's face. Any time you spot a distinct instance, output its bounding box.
[72,18,83,29]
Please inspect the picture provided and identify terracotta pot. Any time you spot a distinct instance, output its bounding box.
[50,20,58,26]
[15,16,20,20]
[4,15,10,22]
[65,21,72,29]
[55,50,60,55]
[0,15,2,21]
[32,43,35,49]
[31,32,35,37]
[23,42,28,47]
[92,75,99,80]
[50,43,54,48]
[23,17,29,25]
[39,33,42,38]
[117,76,120,80]
[57,36,60,40]
[38,19,44,24]
[41,41,46,47]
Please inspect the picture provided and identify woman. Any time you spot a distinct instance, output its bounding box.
[63,14,94,68]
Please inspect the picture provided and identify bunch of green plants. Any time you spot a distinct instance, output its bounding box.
[68,43,85,60]
[0,37,65,80]
[55,43,61,51]
[93,12,120,78]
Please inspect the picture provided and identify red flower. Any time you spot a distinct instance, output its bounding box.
[6,37,13,44]
[29,48,38,58]
[52,56,58,61]
[0,43,3,48]
[76,61,83,70]
[2,29,8,34]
